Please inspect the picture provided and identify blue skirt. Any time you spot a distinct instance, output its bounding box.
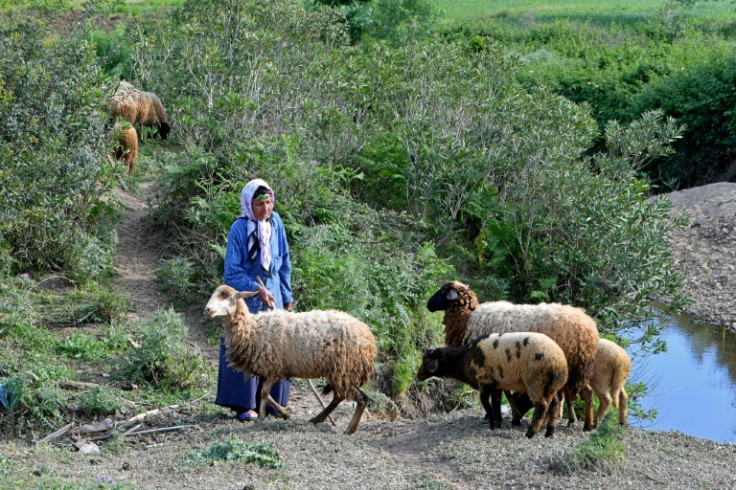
[215,338,291,415]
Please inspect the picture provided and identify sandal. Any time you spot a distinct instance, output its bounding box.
[236,410,258,422]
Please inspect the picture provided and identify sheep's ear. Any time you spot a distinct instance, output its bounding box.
[446,289,459,301]
[235,290,259,300]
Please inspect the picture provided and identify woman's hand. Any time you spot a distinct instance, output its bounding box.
[258,286,276,309]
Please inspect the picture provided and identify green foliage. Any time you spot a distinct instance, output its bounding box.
[55,331,108,361]
[0,372,67,432]
[308,0,439,44]
[187,434,282,468]
[551,412,627,474]
[155,257,195,305]
[474,110,686,344]
[626,381,658,422]
[119,308,205,390]
[0,8,120,281]
[76,385,121,416]
[445,14,736,190]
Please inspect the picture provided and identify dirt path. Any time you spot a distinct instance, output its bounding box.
[74,181,736,489]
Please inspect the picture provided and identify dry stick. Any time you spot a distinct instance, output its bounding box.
[117,405,180,431]
[256,276,337,427]
[59,380,99,390]
[124,425,196,438]
[39,423,73,445]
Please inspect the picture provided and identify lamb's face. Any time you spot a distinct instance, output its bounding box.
[204,285,239,318]
[416,350,440,381]
[427,282,464,312]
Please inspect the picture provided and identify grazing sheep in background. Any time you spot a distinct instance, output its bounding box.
[427,281,599,430]
[582,338,631,428]
[417,332,568,438]
[113,121,138,175]
[204,284,377,435]
[108,81,171,140]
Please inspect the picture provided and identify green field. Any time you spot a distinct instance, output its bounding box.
[437,0,736,24]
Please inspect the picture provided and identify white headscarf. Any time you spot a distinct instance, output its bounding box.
[239,179,275,274]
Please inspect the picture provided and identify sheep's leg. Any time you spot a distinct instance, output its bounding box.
[265,394,290,420]
[581,384,595,431]
[526,401,549,438]
[310,393,344,426]
[344,389,369,435]
[618,388,629,425]
[565,387,578,426]
[505,390,522,426]
[258,379,276,421]
[544,394,562,438]
[510,392,534,426]
[480,386,501,430]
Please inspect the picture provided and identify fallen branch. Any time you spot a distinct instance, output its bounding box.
[124,425,196,437]
[117,405,180,431]
[59,380,99,390]
[38,423,72,445]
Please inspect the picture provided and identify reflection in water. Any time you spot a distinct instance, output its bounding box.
[629,309,736,444]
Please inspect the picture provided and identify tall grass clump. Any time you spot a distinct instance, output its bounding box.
[120,308,205,391]
[550,413,627,474]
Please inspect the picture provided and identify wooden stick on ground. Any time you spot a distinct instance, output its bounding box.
[38,423,72,445]
[256,276,336,426]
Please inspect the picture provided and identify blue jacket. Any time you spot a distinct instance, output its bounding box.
[223,211,293,312]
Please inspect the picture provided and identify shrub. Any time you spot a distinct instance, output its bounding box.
[76,385,121,417]
[0,9,119,281]
[119,308,204,390]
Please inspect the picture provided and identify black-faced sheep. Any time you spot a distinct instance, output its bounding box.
[581,338,631,428]
[417,332,568,438]
[427,281,599,430]
[204,284,377,435]
[113,121,138,175]
[109,81,170,140]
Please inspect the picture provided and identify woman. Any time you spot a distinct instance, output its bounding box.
[215,178,293,421]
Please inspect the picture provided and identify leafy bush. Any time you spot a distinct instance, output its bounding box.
[120,308,204,390]
[76,385,121,416]
[0,9,120,281]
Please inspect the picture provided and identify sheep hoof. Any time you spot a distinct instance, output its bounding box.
[583,424,593,432]
[511,418,522,426]
[525,429,537,439]
[544,426,555,438]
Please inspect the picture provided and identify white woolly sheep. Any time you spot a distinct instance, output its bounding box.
[427,281,599,430]
[204,284,377,435]
[108,81,170,140]
[579,338,631,428]
[113,121,138,175]
[417,332,568,438]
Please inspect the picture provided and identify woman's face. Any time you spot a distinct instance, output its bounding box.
[251,197,273,221]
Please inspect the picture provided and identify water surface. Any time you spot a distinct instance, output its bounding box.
[630,309,736,444]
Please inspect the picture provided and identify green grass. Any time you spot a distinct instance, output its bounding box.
[437,0,736,25]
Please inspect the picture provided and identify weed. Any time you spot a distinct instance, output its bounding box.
[76,386,121,417]
[550,413,626,474]
[187,434,282,468]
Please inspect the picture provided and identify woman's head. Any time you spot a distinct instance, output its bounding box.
[251,186,273,221]
[240,179,275,221]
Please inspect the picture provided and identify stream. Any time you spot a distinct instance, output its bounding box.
[630,308,736,444]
